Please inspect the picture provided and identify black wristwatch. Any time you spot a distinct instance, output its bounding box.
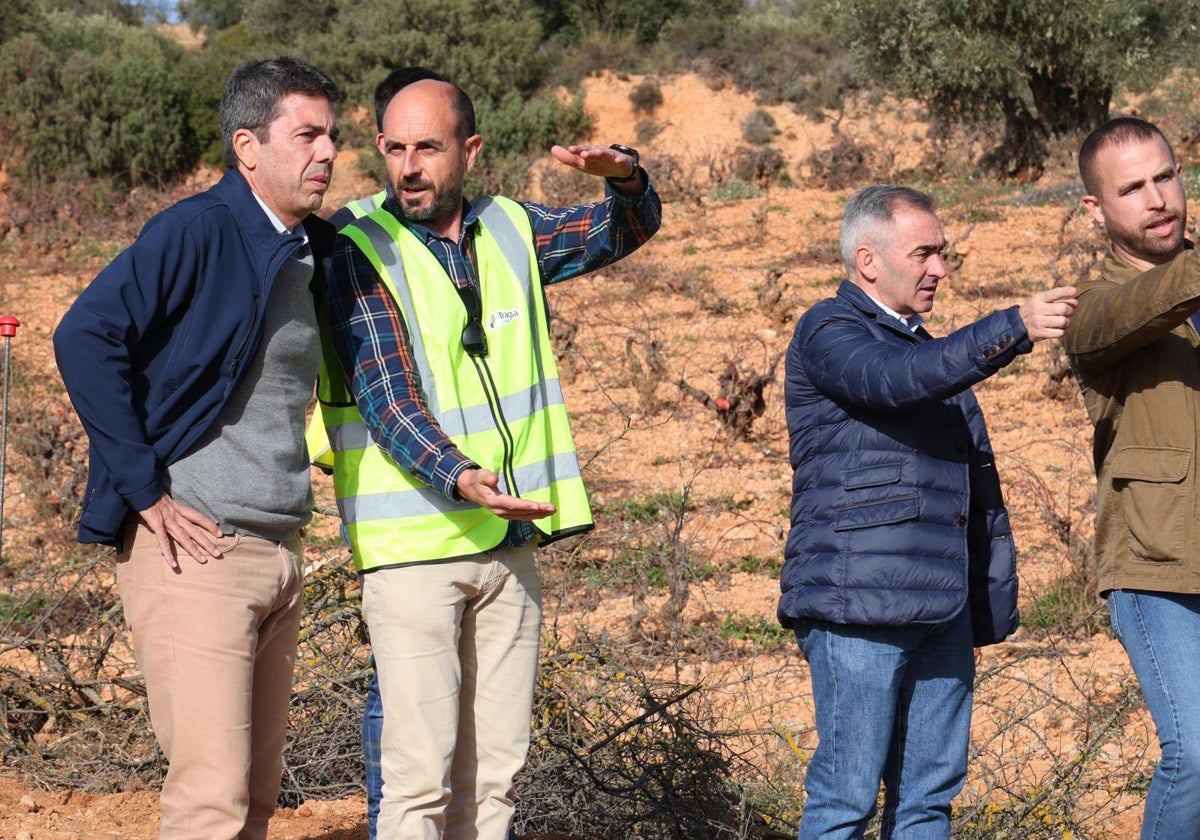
[608,144,641,182]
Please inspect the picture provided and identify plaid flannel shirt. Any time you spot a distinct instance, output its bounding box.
[326,179,662,544]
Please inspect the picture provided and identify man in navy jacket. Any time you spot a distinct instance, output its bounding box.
[779,185,1076,839]
[54,57,339,840]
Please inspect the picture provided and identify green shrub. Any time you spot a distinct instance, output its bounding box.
[539,0,741,46]
[735,553,783,576]
[310,0,549,123]
[176,26,255,168]
[710,176,762,201]
[831,0,1200,179]
[467,91,593,196]
[601,491,692,524]
[1021,544,1109,637]
[305,0,586,193]
[0,14,199,186]
[0,592,48,624]
[547,31,644,87]
[177,0,246,32]
[741,109,778,145]
[42,0,146,24]
[629,77,664,113]
[731,145,789,187]
[658,4,855,113]
[0,0,43,45]
[243,0,335,46]
[718,613,789,647]
[807,130,886,190]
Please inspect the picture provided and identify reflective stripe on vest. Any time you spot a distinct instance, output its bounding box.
[340,451,586,522]
[308,189,389,471]
[325,189,387,232]
[318,195,592,570]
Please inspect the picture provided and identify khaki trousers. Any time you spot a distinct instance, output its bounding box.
[363,544,542,840]
[116,522,304,840]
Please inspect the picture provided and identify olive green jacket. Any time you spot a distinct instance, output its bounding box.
[1063,244,1200,595]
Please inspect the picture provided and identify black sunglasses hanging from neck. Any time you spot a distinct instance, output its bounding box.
[455,280,489,358]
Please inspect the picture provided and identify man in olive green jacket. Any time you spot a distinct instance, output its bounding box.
[1063,116,1200,840]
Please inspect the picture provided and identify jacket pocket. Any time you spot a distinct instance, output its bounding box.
[834,493,920,531]
[835,461,918,531]
[843,462,903,491]
[1111,445,1190,562]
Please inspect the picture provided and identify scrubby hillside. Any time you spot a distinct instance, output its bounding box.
[0,71,1159,838]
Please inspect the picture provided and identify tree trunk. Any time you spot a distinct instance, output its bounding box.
[982,98,1048,182]
[1026,68,1112,135]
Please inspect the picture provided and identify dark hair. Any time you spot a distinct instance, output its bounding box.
[445,84,477,141]
[373,67,445,131]
[1078,117,1173,195]
[840,184,937,274]
[374,70,477,142]
[220,56,340,170]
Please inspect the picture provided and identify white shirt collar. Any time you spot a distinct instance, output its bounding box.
[251,190,309,243]
[871,298,923,332]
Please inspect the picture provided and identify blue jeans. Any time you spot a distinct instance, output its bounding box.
[364,663,383,840]
[794,608,975,840]
[364,663,520,840]
[1107,589,1200,840]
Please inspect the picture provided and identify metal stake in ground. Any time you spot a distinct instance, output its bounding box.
[0,316,21,563]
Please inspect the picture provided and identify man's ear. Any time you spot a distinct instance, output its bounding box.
[855,245,878,282]
[233,127,260,171]
[1081,194,1105,228]
[463,134,482,173]
[376,133,387,158]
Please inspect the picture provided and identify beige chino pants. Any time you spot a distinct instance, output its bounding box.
[363,544,542,840]
[116,522,304,840]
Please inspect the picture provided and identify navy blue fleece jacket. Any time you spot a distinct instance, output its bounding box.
[54,169,335,546]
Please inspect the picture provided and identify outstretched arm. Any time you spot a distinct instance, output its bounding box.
[1063,249,1200,374]
[550,143,644,195]
[523,144,662,284]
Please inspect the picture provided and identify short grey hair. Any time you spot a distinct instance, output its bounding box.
[839,185,937,276]
[220,56,340,170]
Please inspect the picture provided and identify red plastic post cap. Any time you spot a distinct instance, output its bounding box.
[0,316,20,337]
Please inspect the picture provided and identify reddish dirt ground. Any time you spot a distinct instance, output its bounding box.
[0,71,1155,837]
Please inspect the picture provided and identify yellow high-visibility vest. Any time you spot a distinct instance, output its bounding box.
[317,196,592,571]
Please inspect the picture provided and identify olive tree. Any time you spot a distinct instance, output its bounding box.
[832,0,1200,178]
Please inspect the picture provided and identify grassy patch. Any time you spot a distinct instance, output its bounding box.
[600,491,691,524]
[0,592,48,623]
[709,177,763,202]
[735,553,783,576]
[718,613,790,648]
[1023,578,1109,636]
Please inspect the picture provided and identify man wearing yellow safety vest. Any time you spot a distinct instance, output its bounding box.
[318,72,661,840]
